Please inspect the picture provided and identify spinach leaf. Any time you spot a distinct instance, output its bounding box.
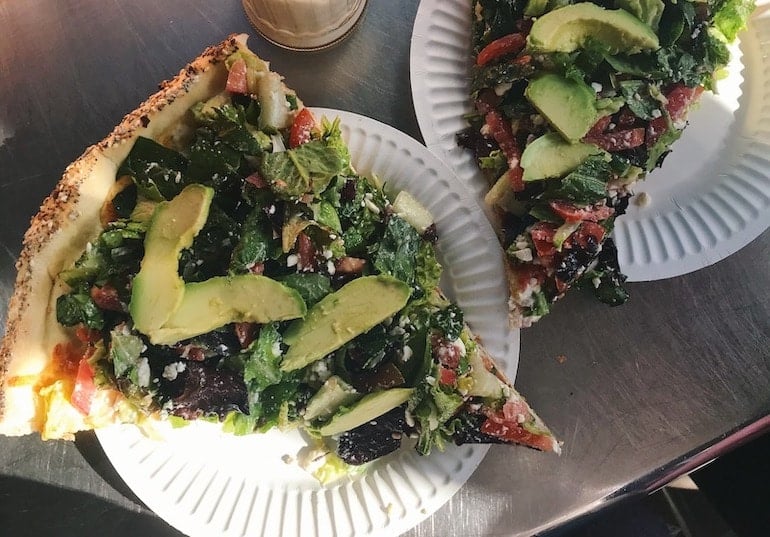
[311,201,342,233]
[414,242,442,296]
[431,304,464,341]
[280,273,332,307]
[229,207,278,273]
[347,324,390,370]
[179,205,240,281]
[470,62,536,95]
[373,216,421,286]
[338,179,386,255]
[259,140,346,199]
[118,137,189,201]
[60,220,146,287]
[243,323,283,391]
[56,286,104,329]
[619,80,661,121]
[186,128,244,182]
[546,155,611,205]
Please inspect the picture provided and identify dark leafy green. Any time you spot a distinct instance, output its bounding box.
[118,137,189,201]
[431,304,464,341]
[280,273,333,307]
[373,216,421,286]
[56,286,104,329]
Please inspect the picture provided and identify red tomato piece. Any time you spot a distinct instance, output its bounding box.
[71,359,96,415]
[234,322,258,348]
[584,128,645,152]
[90,284,122,312]
[476,33,526,66]
[289,108,316,148]
[480,418,555,451]
[528,221,557,242]
[438,366,457,387]
[646,84,704,147]
[484,110,524,191]
[665,84,704,123]
[296,232,317,271]
[569,221,606,250]
[549,201,614,223]
[585,115,612,138]
[225,59,249,95]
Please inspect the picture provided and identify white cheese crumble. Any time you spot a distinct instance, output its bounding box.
[591,82,603,93]
[137,358,151,388]
[494,82,513,96]
[286,254,299,267]
[162,362,187,381]
[651,108,662,119]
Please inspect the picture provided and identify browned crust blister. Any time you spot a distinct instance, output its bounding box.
[0,34,246,431]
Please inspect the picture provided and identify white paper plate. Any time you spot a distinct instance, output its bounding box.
[97,108,519,537]
[410,0,770,281]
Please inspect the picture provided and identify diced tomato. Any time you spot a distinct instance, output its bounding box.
[71,358,96,415]
[485,110,524,191]
[549,201,614,223]
[438,366,457,387]
[476,33,526,66]
[480,418,555,451]
[616,107,638,128]
[585,128,645,152]
[432,336,461,369]
[249,262,265,275]
[502,400,531,422]
[289,108,316,148]
[225,59,249,95]
[514,264,546,289]
[569,221,606,250]
[529,222,557,242]
[665,84,704,123]
[646,84,704,147]
[532,237,556,258]
[585,115,612,138]
[90,284,122,312]
[75,326,101,344]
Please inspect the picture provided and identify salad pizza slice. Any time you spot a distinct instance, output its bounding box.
[0,35,558,476]
[460,0,754,327]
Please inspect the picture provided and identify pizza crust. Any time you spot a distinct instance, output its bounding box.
[0,34,252,437]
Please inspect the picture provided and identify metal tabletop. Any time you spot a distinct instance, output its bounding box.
[1,1,768,536]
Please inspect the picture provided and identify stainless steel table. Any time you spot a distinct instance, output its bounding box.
[1,1,768,536]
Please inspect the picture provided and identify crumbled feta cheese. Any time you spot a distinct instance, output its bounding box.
[494,82,513,96]
[651,109,662,119]
[286,254,298,267]
[402,345,413,362]
[512,247,533,262]
[327,260,336,275]
[162,362,187,381]
[272,341,282,356]
[137,358,151,388]
[591,82,603,93]
[592,276,602,289]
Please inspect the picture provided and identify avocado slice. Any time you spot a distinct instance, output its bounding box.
[130,184,214,335]
[280,275,411,372]
[525,74,599,142]
[148,275,307,345]
[521,133,603,181]
[615,0,665,32]
[527,2,659,54]
[304,375,360,422]
[317,388,413,437]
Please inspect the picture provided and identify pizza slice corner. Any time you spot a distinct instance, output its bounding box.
[0,34,559,476]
